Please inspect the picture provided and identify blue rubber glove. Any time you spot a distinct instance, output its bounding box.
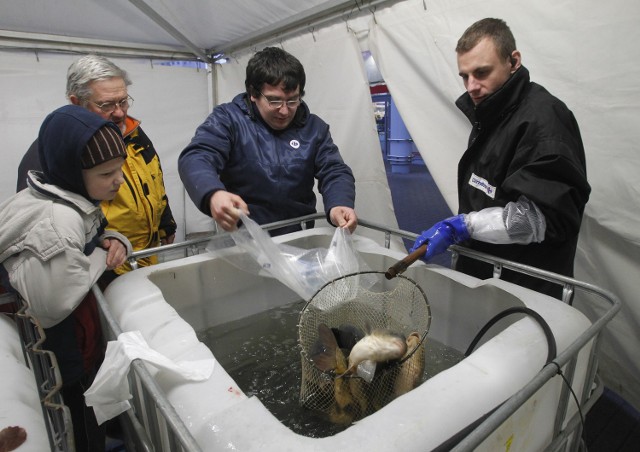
[409,215,470,261]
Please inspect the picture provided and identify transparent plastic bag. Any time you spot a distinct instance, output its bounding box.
[206,212,372,300]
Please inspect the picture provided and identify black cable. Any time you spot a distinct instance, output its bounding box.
[549,361,586,429]
[464,306,557,364]
[435,307,587,451]
[432,307,558,451]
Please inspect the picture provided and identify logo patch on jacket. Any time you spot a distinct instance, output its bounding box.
[289,139,300,149]
[469,173,496,199]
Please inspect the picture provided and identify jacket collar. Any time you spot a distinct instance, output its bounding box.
[456,66,531,130]
[122,115,141,138]
[27,171,102,213]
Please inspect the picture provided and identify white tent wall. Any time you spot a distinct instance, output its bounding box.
[0,50,211,242]
[214,23,400,245]
[1,0,638,416]
[368,0,640,410]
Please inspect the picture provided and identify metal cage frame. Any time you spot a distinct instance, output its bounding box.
[90,214,620,452]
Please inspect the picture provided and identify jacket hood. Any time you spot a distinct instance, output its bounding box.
[38,104,122,201]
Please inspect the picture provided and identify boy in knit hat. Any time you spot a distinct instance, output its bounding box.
[0,104,132,451]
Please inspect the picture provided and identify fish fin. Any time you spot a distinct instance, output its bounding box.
[407,332,421,347]
[335,346,354,378]
[334,369,352,379]
[335,347,349,375]
[311,323,339,372]
[398,332,421,361]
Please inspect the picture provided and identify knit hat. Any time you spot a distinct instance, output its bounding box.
[81,125,127,169]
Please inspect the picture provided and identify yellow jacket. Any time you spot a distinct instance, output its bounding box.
[102,116,176,274]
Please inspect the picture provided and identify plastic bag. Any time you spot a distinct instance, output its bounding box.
[206,212,371,300]
[84,331,214,425]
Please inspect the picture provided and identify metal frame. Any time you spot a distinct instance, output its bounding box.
[96,214,620,451]
[93,286,203,452]
[1,0,402,62]
[446,242,620,451]
[212,0,401,58]
[1,293,74,452]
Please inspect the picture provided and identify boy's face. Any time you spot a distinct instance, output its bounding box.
[82,157,125,201]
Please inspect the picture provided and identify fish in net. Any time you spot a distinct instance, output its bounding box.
[298,271,431,424]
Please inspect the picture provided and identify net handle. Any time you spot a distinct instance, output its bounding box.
[385,244,427,279]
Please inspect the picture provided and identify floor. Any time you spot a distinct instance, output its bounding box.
[384,158,453,267]
[383,157,640,451]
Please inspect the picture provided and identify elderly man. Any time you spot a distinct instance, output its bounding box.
[17,55,176,280]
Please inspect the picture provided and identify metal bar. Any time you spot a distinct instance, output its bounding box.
[0,30,198,60]
[122,408,155,452]
[127,0,211,62]
[552,356,577,438]
[128,213,417,264]
[546,377,604,451]
[213,0,400,57]
[449,244,603,291]
[450,282,620,450]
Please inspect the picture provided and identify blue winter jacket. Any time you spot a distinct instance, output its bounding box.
[178,93,355,233]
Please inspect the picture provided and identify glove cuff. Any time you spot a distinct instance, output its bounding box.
[446,214,470,243]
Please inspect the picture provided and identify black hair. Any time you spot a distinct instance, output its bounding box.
[245,47,306,97]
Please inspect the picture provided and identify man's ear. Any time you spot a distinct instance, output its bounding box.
[69,95,81,106]
[510,50,522,73]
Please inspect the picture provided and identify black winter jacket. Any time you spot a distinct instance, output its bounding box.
[454,67,591,298]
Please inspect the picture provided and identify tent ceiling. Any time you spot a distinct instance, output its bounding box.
[0,0,393,62]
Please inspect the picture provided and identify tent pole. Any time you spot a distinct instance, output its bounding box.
[127,0,211,63]
[212,0,399,57]
[0,30,196,60]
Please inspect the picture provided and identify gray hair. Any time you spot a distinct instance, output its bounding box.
[66,54,132,102]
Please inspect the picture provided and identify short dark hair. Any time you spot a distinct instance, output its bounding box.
[456,18,516,61]
[245,47,306,97]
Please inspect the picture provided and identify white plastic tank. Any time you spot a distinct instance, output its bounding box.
[103,227,594,451]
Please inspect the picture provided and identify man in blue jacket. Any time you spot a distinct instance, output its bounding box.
[178,47,357,236]
[410,18,591,299]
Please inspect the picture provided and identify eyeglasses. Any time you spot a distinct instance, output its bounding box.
[259,91,301,109]
[91,95,134,114]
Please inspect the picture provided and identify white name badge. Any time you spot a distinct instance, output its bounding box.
[468,173,496,199]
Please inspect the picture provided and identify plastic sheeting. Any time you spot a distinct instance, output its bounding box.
[369,0,640,409]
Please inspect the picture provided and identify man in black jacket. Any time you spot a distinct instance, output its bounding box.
[410,18,591,299]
